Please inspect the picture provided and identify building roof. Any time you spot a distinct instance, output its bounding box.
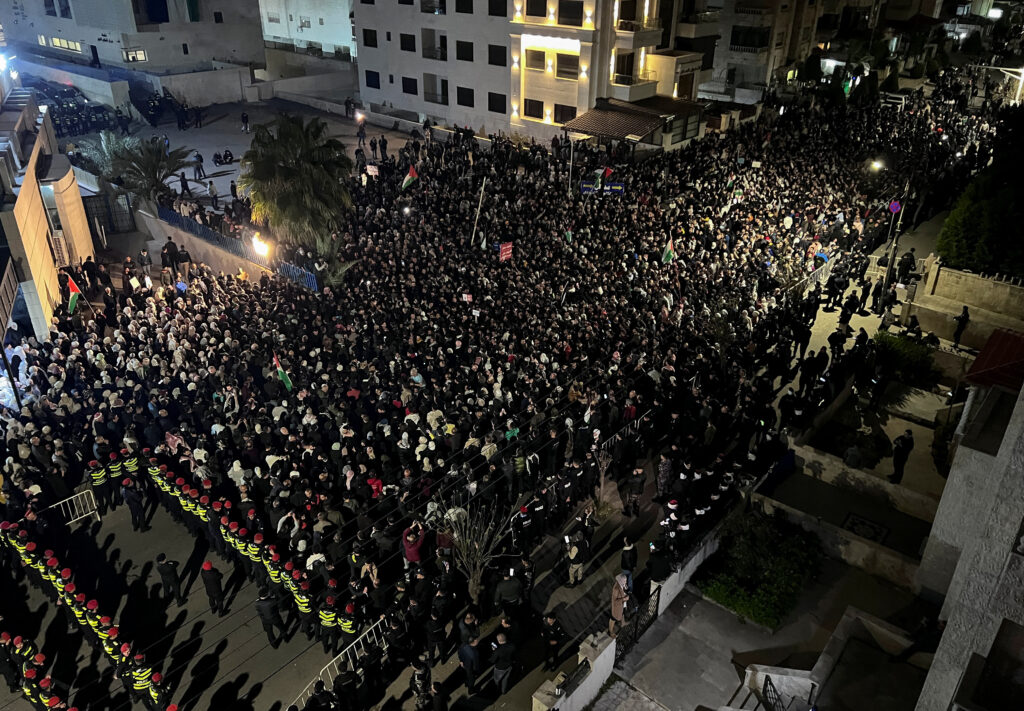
[563,97,707,141]
[966,329,1024,393]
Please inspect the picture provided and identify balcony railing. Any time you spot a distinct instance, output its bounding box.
[617,18,662,31]
[424,92,449,105]
[612,69,657,85]
[679,10,719,23]
[729,44,768,54]
[421,0,446,13]
[735,5,770,15]
[423,47,448,61]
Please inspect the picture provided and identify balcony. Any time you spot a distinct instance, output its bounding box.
[609,69,658,101]
[615,18,663,49]
[423,47,448,61]
[421,0,446,14]
[733,5,774,26]
[677,10,720,38]
[424,92,449,105]
[729,44,769,57]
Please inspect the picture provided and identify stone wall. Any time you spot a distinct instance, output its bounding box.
[927,265,1024,316]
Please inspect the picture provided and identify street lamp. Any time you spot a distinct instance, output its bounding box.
[870,160,884,171]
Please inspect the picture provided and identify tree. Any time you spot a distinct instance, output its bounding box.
[436,497,516,606]
[78,131,192,203]
[239,114,353,261]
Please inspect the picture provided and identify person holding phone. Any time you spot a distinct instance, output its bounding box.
[610,574,629,638]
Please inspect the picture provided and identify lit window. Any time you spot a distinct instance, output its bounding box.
[50,37,82,53]
[267,12,281,23]
[523,98,543,118]
[299,16,312,28]
[525,49,545,70]
[38,35,47,46]
[122,49,148,63]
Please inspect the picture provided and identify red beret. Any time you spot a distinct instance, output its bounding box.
[109,453,118,460]
[108,627,119,638]
[326,596,335,605]
[99,616,111,625]
[202,561,212,571]
[122,478,132,486]
[253,534,263,544]
[345,603,355,613]
[86,600,98,610]
[238,528,248,537]
[34,653,46,663]
[64,583,76,593]
[152,672,163,683]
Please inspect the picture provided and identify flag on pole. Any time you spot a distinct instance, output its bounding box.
[67,276,82,314]
[593,167,612,189]
[401,166,419,190]
[661,238,676,264]
[273,353,293,392]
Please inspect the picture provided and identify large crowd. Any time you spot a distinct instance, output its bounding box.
[0,65,1008,711]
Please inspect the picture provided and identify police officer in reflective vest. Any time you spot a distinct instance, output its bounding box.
[337,602,360,649]
[130,653,153,703]
[87,460,110,514]
[318,596,339,655]
[105,452,123,509]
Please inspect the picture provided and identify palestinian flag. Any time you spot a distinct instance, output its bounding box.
[593,167,612,188]
[67,276,83,314]
[661,238,676,264]
[273,352,293,391]
[401,166,419,190]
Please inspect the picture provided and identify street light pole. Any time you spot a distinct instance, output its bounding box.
[883,177,912,294]
[567,138,575,195]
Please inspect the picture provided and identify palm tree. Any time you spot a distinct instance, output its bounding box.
[78,130,192,203]
[238,114,353,260]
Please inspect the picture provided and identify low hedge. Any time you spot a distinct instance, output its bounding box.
[695,512,821,629]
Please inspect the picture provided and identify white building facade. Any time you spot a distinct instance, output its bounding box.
[0,0,264,73]
[259,0,358,59]
[353,0,708,141]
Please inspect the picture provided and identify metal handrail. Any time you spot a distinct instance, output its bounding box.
[612,70,657,86]
[423,48,448,61]
[291,616,389,708]
[45,489,100,524]
[617,18,662,31]
[424,92,449,105]
[730,44,768,54]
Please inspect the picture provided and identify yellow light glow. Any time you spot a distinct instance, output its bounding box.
[547,58,553,72]
[512,104,519,117]
[252,235,270,257]
[640,48,646,71]
[544,109,552,123]
[514,2,522,19]
[870,160,884,171]
[643,0,649,23]
[610,49,616,76]
[585,10,593,24]
[512,55,520,68]
[673,87,678,98]
[521,34,582,52]
[548,9,555,22]
[580,64,588,78]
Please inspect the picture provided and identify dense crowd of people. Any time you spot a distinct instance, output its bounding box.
[0,64,1008,711]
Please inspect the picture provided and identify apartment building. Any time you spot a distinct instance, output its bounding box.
[703,0,823,103]
[0,61,92,341]
[0,0,263,73]
[258,0,360,80]
[354,0,707,144]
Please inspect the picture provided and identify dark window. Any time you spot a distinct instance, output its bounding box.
[457,86,474,107]
[363,29,378,47]
[554,103,576,123]
[523,98,543,118]
[389,75,394,83]
[456,0,473,12]
[557,0,583,25]
[43,0,56,16]
[556,53,578,79]
[386,32,391,40]
[456,41,473,61]
[526,0,545,16]
[366,70,381,89]
[730,25,770,48]
[182,43,189,54]
[488,44,506,66]
[488,92,506,113]
[399,0,413,4]
[525,49,545,70]
[213,10,223,22]
[402,76,418,94]
[400,33,416,51]
[488,0,505,16]
[361,0,375,4]
[57,0,72,18]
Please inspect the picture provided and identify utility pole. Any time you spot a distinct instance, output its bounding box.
[883,177,912,293]
[567,138,575,195]
[470,177,487,248]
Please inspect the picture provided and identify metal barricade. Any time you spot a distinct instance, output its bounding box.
[46,489,101,524]
[291,617,389,708]
[613,584,661,665]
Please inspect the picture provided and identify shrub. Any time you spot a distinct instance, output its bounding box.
[695,512,821,628]
[872,332,940,388]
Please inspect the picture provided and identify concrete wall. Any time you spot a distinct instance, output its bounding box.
[157,65,254,106]
[755,495,921,590]
[793,444,940,523]
[16,59,131,108]
[260,48,358,81]
[926,266,1024,316]
[137,209,272,279]
[49,162,95,266]
[916,387,1024,711]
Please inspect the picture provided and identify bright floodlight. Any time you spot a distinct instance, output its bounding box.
[403,207,411,215]
[870,160,884,171]
[355,111,364,122]
[0,56,8,73]
[252,234,270,257]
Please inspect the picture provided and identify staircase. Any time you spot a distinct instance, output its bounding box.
[723,679,815,711]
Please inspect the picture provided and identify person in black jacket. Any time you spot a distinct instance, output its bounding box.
[540,613,565,670]
[200,560,226,616]
[155,553,185,606]
[457,635,481,694]
[255,590,286,648]
[645,541,672,595]
[491,632,517,695]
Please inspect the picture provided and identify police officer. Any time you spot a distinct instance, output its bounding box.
[512,506,534,553]
[540,613,565,670]
[121,479,149,532]
[130,653,153,704]
[318,596,339,655]
[292,580,316,640]
[337,602,360,650]
[86,460,110,514]
[148,671,170,710]
[105,452,123,509]
[155,554,186,606]
[200,561,226,616]
[255,590,287,648]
